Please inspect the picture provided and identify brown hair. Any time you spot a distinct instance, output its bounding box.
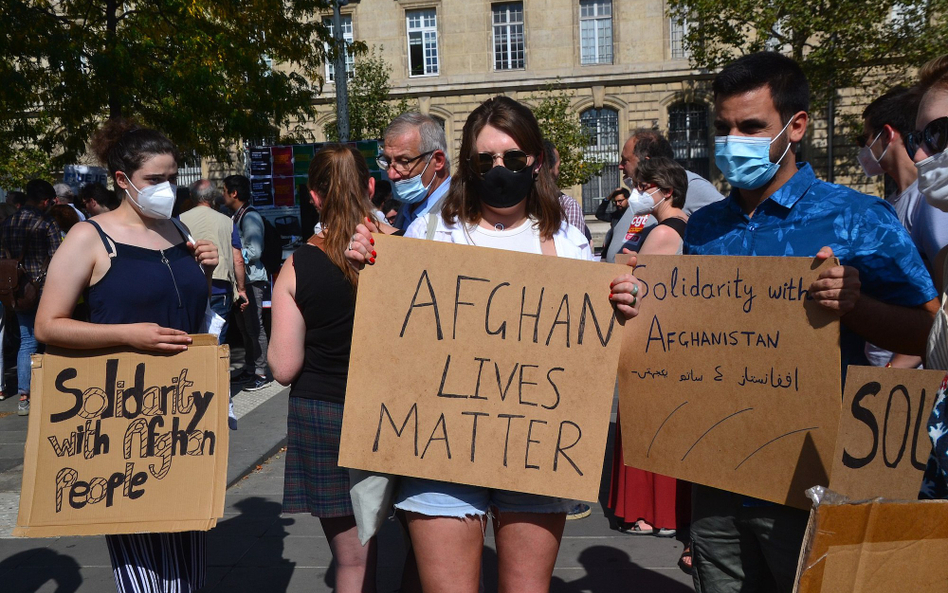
[633,157,689,209]
[919,54,948,93]
[440,96,563,239]
[90,118,179,183]
[48,204,81,234]
[307,144,375,287]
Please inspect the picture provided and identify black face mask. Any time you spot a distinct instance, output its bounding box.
[472,165,535,209]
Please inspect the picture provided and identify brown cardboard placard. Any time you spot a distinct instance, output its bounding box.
[339,234,627,501]
[616,255,840,509]
[15,335,230,537]
[794,499,948,592]
[830,366,945,501]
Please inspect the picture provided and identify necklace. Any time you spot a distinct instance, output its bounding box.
[494,222,505,231]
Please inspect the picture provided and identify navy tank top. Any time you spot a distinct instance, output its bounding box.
[84,220,207,332]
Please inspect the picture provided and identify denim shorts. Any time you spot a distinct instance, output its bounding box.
[394,477,573,517]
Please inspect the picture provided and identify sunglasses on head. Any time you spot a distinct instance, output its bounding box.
[469,149,531,175]
[906,116,948,160]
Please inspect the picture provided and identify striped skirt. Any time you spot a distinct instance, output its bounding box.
[105,531,205,593]
[283,397,353,518]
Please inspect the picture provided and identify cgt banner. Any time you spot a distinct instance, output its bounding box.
[339,234,627,502]
[616,254,841,509]
[15,336,230,537]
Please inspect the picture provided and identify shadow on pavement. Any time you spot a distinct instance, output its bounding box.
[552,545,695,592]
[0,548,82,593]
[206,496,294,593]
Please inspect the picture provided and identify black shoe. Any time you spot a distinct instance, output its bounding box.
[231,370,255,384]
[244,375,271,392]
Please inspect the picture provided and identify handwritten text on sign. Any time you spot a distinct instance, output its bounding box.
[339,234,626,501]
[617,255,840,509]
[15,337,230,537]
[830,366,945,501]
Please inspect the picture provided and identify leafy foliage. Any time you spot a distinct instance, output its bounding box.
[529,86,604,188]
[0,0,337,180]
[324,46,411,142]
[666,0,948,110]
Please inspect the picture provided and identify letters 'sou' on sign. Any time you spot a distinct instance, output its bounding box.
[16,336,230,537]
[339,234,627,502]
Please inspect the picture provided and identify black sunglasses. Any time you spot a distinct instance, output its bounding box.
[469,149,531,175]
[906,116,948,160]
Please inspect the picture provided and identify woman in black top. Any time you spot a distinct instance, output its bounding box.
[619,156,689,255]
[270,144,396,593]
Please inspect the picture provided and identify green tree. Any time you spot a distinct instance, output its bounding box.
[529,86,604,188]
[0,0,335,177]
[325,46,410,142]
[666,0,948,110]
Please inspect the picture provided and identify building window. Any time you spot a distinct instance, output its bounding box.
[492,3,525,70]
[407,9,439,77]
[579,0,612,65]
[669,16,690,60]
[668,102,710,179]
[580,107,619,215]
[324,15,354,83]
[178,155,203,187]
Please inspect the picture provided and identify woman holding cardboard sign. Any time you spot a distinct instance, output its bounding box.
[346,96,644,593]
[34,120,218,593]
[269,144,402,593]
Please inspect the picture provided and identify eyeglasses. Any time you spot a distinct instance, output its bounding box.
[469,149,531,175]
[906,116,948,160]
[376,151,434,175]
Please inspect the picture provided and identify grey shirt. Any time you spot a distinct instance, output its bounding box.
[603,171,723,262]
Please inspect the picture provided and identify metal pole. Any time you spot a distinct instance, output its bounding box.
[332,0,350,142]
[827,91,835,183]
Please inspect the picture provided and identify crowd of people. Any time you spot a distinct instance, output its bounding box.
[5,48,948,593]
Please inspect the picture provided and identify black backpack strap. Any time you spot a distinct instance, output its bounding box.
[84,220,116,257]
[170,218,194,245]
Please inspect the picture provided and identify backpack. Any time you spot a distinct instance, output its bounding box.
[237,206,284,276]
[0,219,49,311]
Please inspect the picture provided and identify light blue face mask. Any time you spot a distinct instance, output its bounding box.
[714,118,794,190]
[392,156,434,204]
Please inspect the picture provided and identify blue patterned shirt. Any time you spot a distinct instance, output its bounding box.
[684,163,937,371]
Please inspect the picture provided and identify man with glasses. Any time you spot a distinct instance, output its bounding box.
[378,112,451,230]
[858,86,948,368]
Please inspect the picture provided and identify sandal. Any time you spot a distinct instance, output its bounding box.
[621,520,655,535]
[678,543,693,575]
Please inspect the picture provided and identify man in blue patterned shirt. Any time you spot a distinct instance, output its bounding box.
[685,52,939,593]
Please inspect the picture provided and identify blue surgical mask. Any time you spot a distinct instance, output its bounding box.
[714,118,794,190]
[392,157,434,204]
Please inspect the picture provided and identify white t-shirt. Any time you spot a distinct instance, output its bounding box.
[405,213,593,261]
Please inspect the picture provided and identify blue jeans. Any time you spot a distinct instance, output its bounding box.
[16,309,36,395]
[209,290,232,346]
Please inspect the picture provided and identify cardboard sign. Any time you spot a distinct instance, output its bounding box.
[339,234,627,501]
[15,336,230,537]
[617,255,840,509]
[830,366,945,501]
[795,498,948,592]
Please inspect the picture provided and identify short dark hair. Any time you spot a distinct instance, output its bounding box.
[713,52,810,121]
[542,139,559,167]
[630,129,675,160]
[223,174,251,204]
[6,191,26,207]
[25,179,55,206]
[862,85,920,138]
[633,157,689,209]
[78,182,120,211]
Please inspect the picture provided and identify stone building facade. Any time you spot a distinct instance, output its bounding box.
[305,0,719,213]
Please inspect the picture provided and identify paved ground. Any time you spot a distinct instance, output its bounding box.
[0,342,694,593]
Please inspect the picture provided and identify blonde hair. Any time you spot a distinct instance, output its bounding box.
[307,144,376,287]
[919,54,948,93]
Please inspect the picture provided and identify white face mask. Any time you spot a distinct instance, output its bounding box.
[857,130,888,178]
[917,147,948,212]
[627,187,667,216]
[124,176,176,219]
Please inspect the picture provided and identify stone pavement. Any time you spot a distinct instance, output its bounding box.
[0,373,695,592]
